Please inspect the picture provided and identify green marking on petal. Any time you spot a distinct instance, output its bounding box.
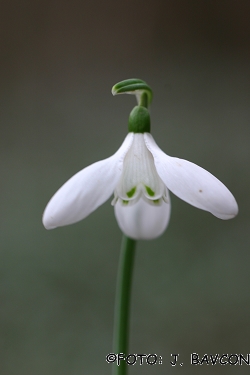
[123,200,129,205]
[153,199,160,204]
[145,186,155,197]
[126,187,136,198]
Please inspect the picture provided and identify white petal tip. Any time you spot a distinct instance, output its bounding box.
[114,197,171,240]
[214,201,239,220]
[42,213,57,230]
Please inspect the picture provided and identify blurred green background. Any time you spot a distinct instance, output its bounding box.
[1,0,249,374]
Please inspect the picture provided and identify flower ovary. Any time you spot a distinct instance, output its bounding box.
[128,106,150,133]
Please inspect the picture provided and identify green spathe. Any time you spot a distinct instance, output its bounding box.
[128,106,151,133]
[112,79,153,107]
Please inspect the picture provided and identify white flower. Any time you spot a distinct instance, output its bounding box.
[42,132,238,240]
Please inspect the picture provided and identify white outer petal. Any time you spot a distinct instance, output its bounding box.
[43,133,134,229]
[144,133,238,220]
[114,193,171,240]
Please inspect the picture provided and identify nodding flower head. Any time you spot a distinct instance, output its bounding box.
[43,79,238,240]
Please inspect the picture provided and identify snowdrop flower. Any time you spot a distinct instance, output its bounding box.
[43,79,238,239]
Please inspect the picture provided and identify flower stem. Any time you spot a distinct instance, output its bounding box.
[139,92,148,108]
[112,235,136,375]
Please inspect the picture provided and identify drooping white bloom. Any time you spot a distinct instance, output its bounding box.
[43,132,238,240]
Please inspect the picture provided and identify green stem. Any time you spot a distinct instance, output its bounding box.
[112,235,136,375]
[139,92,148,108]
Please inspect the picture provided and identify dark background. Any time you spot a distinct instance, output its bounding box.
[1,1,249,374]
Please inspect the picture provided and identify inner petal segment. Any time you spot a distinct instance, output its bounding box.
[114,133,166,205]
